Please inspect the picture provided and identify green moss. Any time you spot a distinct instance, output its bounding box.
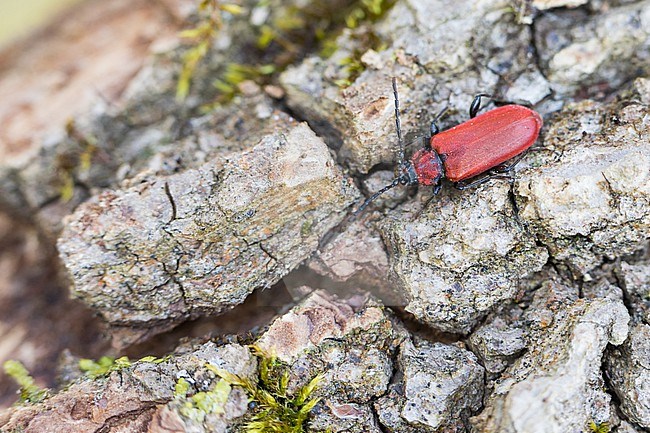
[319,38,339,58]
[195,380,232,413]
[211,62,276,105]
[334,55,366,87]
[3,360,48,404]
[58,171,75,203]
[78,354,168,379]
[345,0,389,28]
[277,0,392,88]
[209,346,322,433]
[176,0,246,100]
[177,0,395,103]
[177,39,211,101]
[78,356,131,379]
[138,355,170,364]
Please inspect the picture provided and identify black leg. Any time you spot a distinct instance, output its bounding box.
[490,149,530,173]
[413,188,437,219]
[454,172,514,190]
[428,106,449,149]
[469,93,492,118]
[469,93,535,118]
[430,121,440,137]
[412,181,443,219]
[426,124,437,150]
[430,107,448,136]
[454,148,533,190]
[491,96,533,108]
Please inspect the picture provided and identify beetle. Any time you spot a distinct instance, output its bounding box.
[354,78,543,215]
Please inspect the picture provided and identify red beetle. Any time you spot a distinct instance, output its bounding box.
[354,79,543,215]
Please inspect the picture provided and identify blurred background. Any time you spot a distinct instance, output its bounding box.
[0,0,84,48]
[0,0,181,409]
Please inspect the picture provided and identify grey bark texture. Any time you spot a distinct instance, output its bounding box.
[57,122,358,345]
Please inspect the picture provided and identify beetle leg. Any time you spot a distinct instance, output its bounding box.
[469,93,493,118]
[414,192,437,220]
[427,123,438,150]
[412,181,443,219]
[492,149,530,173]
[430,121,440,138]
[454,173,514,190]
[456,147,534,191]
[431,107,449,135]
[491,96,533,108]
[471,94,535,118]
[428,106,449,149]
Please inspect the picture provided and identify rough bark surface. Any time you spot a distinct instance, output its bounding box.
[2,0,650,430]
[58,122,358,346]
[471,281,629,432]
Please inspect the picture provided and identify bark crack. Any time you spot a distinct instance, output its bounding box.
[164,181,177,222]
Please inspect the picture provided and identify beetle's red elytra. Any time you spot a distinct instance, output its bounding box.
[354,79,543,215]
[428,104,542,182]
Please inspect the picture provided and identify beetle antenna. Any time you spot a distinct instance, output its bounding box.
[353,177,400,216]
[434,106,448,123]
[392,78,405,168]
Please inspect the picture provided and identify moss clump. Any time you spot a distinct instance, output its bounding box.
[210,346,322,433]
[252,0,393,88]
[78,356,131,379]
[177,0,395,102]
[3,360,49,404]
[176,0,246,100]
[78,355,169,379]
[212,63,276,104]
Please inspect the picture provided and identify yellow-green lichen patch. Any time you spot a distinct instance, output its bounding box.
[588,421,610,433]
[174,377,192,398]
[176,378,232,423]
